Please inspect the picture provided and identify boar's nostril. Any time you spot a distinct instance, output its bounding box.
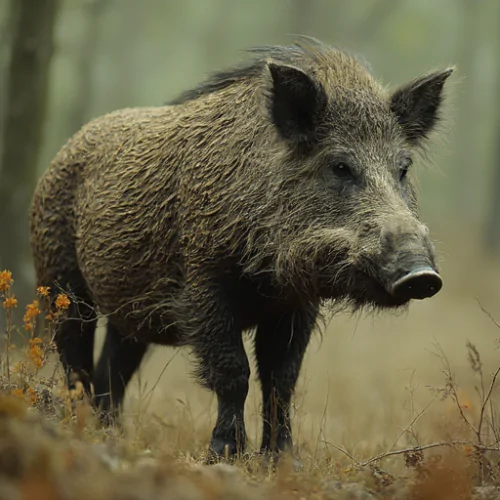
[389,267,442,301]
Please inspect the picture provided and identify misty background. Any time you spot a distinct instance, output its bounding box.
[2,0,500,452]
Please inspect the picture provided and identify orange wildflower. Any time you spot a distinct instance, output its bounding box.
[28,338,44,368]
[37,286,50,297]
[55,294,70,310]
[0,270,13,293]
[2,297,17,309]
[24,300,41,332]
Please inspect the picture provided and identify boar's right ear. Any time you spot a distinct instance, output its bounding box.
[390,68,453,145]
[266,62,327,144]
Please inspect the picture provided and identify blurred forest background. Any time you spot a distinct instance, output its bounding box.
[2,0,500,451]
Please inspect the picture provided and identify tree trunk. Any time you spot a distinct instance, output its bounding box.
[0,0,15,164]
[0,0,60,311]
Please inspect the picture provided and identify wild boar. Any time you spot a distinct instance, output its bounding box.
[29,38,452,458]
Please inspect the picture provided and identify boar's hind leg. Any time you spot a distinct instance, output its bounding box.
[93,321,148,423]
[185,283,250,459]
[52,271,96,399]
[254,308,317,455]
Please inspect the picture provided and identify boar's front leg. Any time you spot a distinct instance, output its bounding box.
[182,280,250,459]
[254,307,317,455]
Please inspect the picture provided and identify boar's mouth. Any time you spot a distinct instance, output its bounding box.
[342,269,416,309]
[311,263,406,309]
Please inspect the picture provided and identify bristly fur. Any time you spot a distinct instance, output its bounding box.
[29,37,453,458]
[169,37,375,106]
[169,63,264,105]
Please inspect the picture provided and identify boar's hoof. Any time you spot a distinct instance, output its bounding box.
[389,267,442,301]
[207,437,242,461]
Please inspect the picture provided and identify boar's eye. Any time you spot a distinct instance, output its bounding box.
[398,156,413,181]
[331,161,354,180]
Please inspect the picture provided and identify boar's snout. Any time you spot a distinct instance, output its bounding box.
[388,267,442,301]
[379,220,442,302]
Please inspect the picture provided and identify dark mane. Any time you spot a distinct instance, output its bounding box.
[168,38,358,106]
[168,62,264,105]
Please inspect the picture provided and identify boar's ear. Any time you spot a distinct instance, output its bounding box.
[266,62,327,144]
[390,68,453,145]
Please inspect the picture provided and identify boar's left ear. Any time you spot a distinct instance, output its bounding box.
[390,68,453,145]
[266,62,328,144]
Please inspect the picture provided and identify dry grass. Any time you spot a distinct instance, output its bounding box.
[3,232,500,499]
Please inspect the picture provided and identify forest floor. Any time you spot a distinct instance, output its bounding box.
[4,245,500,500]
[5,371,500,500]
